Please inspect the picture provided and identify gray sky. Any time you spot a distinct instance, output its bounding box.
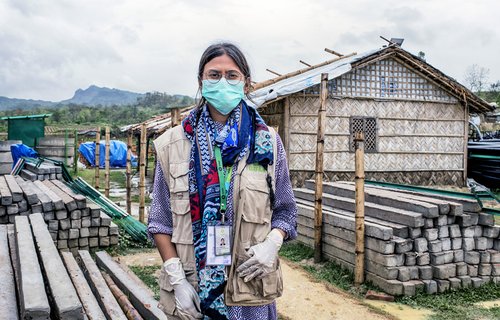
[1,0,499,101]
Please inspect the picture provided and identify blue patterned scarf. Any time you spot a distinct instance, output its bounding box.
[181,100,273,319]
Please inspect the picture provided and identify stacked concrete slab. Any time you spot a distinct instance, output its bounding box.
[1,214,163,319]
[19,162,64,182]
[0,174,118,253]
[294,181,500,296]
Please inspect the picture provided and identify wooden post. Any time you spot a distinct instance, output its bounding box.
[354,132,366,286]
[139,123,147,223]
[463,103,469,187]
[171,108,180,127]
[73,130,78,175]
[314,73,328,263]
[104,126,110,198]
[283,97,290,160]
[126,130,132,215]
[64,129,68,167]
[94,127,100,189]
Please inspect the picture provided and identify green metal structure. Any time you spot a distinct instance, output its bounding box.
[0,114,51,147]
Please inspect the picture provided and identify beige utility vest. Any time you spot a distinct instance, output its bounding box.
[154,124,283,308]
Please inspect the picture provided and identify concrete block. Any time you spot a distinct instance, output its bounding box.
[468,265,478,277]
[7,204,18,215]
[417,253,430,266]
[478,264,492,276]
[424,218,433,228]
[481,276,492,284]
[461,227,475,238]
[478,212,495,226]
[58,230,69,240]
[56,210,68,220]
[462,238,475,251]
[424,228,438,241]
[449,277,461,290]
[78,250,127,319]
[449,225,461,238]
[110,235,119,245]
[89,228,99,237]
[59,218,71,230]
[430,251,454,265]
[69,229,79,240]
[81,207,90,217]
[433,264,456,279]
[398,267,411,282]
[495,240,500,251]
[419,266,433,280]
[438,226,449,239]
[492,264,500,276]
[49,231,57,241]
[80,228,90,238]
[451,238,462,250]
[79,237,89,247]
[58,240,68,249]
[99,237,110,247]
[43,211,55,221]
[403,282,415,296]
[405,252,417,266]
[428,240,442,253]
[394,237,413,253]
[70,210,81,220]
[81,217,91,228]
[365,273,404,296]
[458,275,471,288]
[480,251,491,263]
[441,238,451,251]
[422,280,437,294]
[447,216,456,225]
[109,222,119,235]
[0,225,19,319]
[483,226,500,238]
[453,250,464,263]
[98,227,109,237]
[475,237,489,251]
[89,203,101,218]
[490,251,500,263]
[91,217,101,227]
[14,216,51,318]
[89,237,99,247]
[474,226,483,238]
[29,213,83,319]
[436,279,450,293]
[465,251,480,265]
[71,219,81,229]
[471,277,483,288]
[456,213,478,227]
[48,220,59,231]
[435,215,448,227]
[456,262,468,276]
[413,238,428,253]
[68,239,79,248]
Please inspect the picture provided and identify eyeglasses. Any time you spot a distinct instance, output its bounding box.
[203,70,244,85]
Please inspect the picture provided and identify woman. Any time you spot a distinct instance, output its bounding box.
[148,42,297,320]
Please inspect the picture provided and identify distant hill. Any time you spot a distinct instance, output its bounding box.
[0,85,148,110]
[60,85,144,106]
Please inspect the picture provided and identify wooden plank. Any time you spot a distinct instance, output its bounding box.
[61,252,106,320]
[354,132,365,285]
[96,251,167,320]
[29,213,84,319]
[78,250,127,320]
[139,123,147,223]
[0,225,19,320]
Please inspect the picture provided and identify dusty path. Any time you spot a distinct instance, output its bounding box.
[277,260,391,320]
[118,250,392,320]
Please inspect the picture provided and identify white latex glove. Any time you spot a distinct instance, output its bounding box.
[163,257,203,320]
[236,229,284,282]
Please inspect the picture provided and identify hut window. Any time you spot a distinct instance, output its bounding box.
[349,117,378,152]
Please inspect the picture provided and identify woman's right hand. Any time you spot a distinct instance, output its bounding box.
[163,258,203,319]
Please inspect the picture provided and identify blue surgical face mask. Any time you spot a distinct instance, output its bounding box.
[201,79,244,115]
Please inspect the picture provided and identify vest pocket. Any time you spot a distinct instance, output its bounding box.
[171,199,193,244]
[234,253,283,300]
[240,176,272,245]
[169,161,190,194]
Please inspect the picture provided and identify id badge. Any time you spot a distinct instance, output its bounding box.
[206,225,232,266]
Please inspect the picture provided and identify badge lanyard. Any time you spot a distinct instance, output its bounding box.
[213,145,233,225]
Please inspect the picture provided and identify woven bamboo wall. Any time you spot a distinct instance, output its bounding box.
[287,96,466,178]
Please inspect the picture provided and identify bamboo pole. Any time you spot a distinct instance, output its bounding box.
[299,60,311,67]
[324,48,344,57]
[94,127,101,189]
[73,130,78,175]
[266,68,282,76]
[101,272,144,320]
[354,132,366,286]
[139,123,147,223]
[64,129,68,167]
[314,73,328,263]
[105,126,110,198]
[126,130,132,215]
[283,97,290,160]
[252,52,356,91]
[171,108,180,127]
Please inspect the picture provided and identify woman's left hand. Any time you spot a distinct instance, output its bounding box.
[236,229,284,282]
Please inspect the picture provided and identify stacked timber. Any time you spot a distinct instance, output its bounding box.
[0,174,118,253]
[0,214,165,319]
[19,161,64,181]
[295,181,500,296]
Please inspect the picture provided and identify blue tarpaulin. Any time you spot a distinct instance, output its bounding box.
[78,140,137,168]
[10,144,38,166]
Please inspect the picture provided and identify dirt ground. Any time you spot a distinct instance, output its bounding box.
[118,250,396,320]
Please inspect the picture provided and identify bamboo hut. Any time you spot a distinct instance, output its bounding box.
[250,44,494,187]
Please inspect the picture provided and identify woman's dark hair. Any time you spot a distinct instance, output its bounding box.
[196,42,252,107]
